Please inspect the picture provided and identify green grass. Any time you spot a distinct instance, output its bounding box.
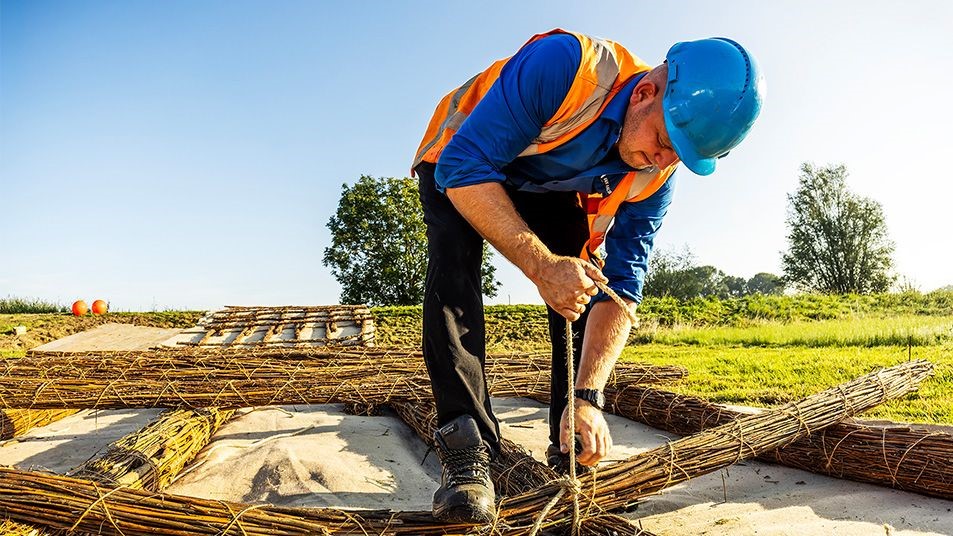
[631,315,953,347]
[636,290,953,327]
[622,344,953,424]
[0,297,68,314]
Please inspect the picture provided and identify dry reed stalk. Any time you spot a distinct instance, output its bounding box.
[391,400,655,536]
[182,305,376,347]
[0,410,77,536]
[0,349,684,410]
[22,347,685,381]
[391,400,559,496]
[0,361,931,535]
[606,382,953,500]
[69,407,235,491]
[0,520,38,536]
[491,360,934,534]
[0,410,77,440]
[0,409,238,536]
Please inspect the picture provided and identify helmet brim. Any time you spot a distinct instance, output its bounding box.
[664,110,716,176]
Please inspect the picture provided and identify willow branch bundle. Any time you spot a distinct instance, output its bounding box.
[0,361,930,535]
[202,305,374,332]
[69,407,235,491]
[0,519,39,536]
[391,400,559,496]
[22,347,686,385]
[492,360,934,534]
[0,467,453,535]
[602,382,953,500]
[391,400,656,536]
[0,349,684,410]
[0,409,78,536]
[0,410,77,440]
[0,409,238,536]
[184,305,375,347]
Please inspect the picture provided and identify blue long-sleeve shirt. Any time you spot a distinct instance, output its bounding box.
[435,33,675,304]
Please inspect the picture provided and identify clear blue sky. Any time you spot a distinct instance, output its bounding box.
[2,1,951,310]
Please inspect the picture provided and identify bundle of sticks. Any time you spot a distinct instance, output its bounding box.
[2,406,237,535]
[183,305,376,347]
[601,382,953,501]
[1,348,686,410]
[0,410,77,441]
[0,360,933,535]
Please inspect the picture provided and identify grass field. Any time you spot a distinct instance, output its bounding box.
[630,315,953,347]
[2,292,951,424]
[622,343,952,424]
[376,299,952,425]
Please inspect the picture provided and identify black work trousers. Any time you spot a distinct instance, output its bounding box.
[416,161,590,453]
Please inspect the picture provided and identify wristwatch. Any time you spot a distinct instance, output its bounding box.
[574,389,606,411]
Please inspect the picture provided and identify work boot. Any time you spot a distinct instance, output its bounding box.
[432,415,496,524]
[546,442,592,477]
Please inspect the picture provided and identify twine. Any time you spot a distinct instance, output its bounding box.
[593,281,638,325]
[565,320,581,536]
[529,281,634,536]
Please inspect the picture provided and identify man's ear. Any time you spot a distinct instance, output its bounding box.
[630,79,660,105]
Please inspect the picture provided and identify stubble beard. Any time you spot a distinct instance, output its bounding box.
[618,104,655,171]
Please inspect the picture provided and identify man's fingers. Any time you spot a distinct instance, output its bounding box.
[579,430,598,466]
[598,430,610,462]
[559,414,571,454]
[560,308,581,322]
[581,262,608,284]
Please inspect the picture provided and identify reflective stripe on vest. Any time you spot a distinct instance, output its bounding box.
[412,28,652,170]
[412,28,673,266]
[581,164,676,268]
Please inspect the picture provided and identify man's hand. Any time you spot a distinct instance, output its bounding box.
[533,256,607,321]
[559,399,613,467]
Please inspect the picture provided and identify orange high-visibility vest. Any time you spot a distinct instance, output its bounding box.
[413,29,676,266]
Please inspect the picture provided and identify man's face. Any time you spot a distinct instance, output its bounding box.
[617,78,679,171]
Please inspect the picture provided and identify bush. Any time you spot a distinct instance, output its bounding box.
[0,297,68,314]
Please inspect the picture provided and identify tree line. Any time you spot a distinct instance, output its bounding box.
[324,163,904,306]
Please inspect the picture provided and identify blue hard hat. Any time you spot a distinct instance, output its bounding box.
[663,38,765,176]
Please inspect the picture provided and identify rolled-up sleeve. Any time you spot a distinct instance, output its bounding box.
[434,33,580,192]
[595,175,677,305]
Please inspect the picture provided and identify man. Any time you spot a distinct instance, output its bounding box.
[411,29,764,523]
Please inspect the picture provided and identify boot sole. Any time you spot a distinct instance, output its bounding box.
[433,504,496,524]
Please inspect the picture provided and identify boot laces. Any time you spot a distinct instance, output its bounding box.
[439,444,491,487]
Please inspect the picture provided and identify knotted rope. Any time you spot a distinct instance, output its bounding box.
[528,280,635,536]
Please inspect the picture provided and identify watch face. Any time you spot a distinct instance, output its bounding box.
[576,389,605,410]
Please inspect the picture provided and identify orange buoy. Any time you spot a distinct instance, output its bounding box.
[71,300,88,317]
[91,299,108,315]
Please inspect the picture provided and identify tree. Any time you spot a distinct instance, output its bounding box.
[781,163,894,294]
[723,275,749,298]
[645,246,784,299]
[688,265,730,299]
[746,272,784,295]
[323,175,500,306]
[643,247,697,299]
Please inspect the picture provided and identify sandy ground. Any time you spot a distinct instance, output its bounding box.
[2,324,951,535]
